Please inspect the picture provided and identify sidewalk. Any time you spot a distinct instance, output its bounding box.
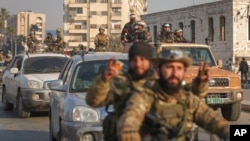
[242,89,250,112]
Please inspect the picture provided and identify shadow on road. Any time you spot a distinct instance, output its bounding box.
[0,108,48,119]
[0,130,49,141]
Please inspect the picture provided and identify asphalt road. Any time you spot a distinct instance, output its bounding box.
[0,90,249,141]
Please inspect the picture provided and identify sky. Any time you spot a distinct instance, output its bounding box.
[0,0,220,30]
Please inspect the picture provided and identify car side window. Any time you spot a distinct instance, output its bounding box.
[8,57,23,71]
[58,59,71,80]
[62,59,73,85]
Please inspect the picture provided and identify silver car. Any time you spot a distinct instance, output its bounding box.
[2,53,69,118]
[48,52,129,141]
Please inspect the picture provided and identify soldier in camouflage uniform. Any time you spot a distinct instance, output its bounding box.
[86,42,209,141]
[44,32,56,52]
[117,51,229,141]
[54,28,65,53]
[121,14,137,53]
[174,28,188,43]
[134,21,152,43]
[27,33,38,53]
[158,23,174,43]
[94,26,108,52]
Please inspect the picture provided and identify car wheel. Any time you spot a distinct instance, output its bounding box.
[17,93,31,118]
[2,87,14,111]
[49,116,57,141]
[221,102,241,121]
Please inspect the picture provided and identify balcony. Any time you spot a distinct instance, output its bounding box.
[68,3,86,8]
[68,29,87,34]
[111,12,122,20]
[74,16,87,21]
[111,2,122,7]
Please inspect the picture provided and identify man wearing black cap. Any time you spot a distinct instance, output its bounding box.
[121,13,137,53]
[86,42,157,141]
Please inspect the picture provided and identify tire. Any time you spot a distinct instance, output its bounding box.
[221,102,241,121]
[2,87,14,111]
[17,92,31,118]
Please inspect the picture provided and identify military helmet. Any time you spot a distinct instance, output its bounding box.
[175,28,183,33]
[56,28,62,33]
[163,23,170,27]
[136,21,146,27]
[29,33,33,36]
[153,50,192,68]
[99,26,105,31]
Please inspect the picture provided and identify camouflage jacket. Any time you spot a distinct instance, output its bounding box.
[86,72,157,115]
[117,81,229,140]
[134,30,152,43]
[94,33,108,47]
[174,36,188,43]
[158,30,174,43]
[121,22,136,42]
[86,72,207,115]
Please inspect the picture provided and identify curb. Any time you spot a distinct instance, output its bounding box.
[241,100,250,112]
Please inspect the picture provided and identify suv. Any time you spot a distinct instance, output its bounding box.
[47,52,129,141]
[2,53,69,118]
[153,43,243,121]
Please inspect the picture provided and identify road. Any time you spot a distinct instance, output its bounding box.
[0,90,249,141]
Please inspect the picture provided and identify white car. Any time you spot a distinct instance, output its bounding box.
[2,53,69,118]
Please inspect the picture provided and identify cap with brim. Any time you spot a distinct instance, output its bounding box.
[164,23,170,27]
[153,51,192,68]
[130,14,136,18]
[176,29,183,33]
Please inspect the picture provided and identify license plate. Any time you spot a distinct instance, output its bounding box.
[206,98,224,104]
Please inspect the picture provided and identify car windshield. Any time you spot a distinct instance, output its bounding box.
[70,59,129,93]
[160,47,216,66]
[23,56,68,74]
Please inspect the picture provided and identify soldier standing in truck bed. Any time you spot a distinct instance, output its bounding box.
[94,26,108,52]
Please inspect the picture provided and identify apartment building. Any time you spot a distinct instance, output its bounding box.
[8,11,46,43]
[63,0,147,50]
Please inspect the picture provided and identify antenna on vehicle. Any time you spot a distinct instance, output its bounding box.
[80,48,88,61]
[26,51,29,58]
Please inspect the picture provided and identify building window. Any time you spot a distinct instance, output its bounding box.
[90,0,96,3]
[75,25,81,29]
[90,24,97,28]
[178,22,184,30]
[101,11,108,16]
[91,11,97,16]
[82,34,87,41]
[101,0,108,3]
[112,8,121,12]
[82,21,87,29]
[153,25,157,42]
[76,0,87,3]
[112,0,121,3]
[101,24,108,28]
[114,24,121,29]
[77,8,83,14]
[220,16,225,41]
[249,16,250,40]
[208,18,214,42]
[191,20,195,43]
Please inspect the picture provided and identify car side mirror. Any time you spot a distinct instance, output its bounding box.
[10,68,19,74]
[47,80,66,92]
[217,59,223,68]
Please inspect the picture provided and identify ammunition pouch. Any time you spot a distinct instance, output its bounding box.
[102,112,118,141]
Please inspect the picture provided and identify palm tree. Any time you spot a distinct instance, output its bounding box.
[30,24,39,36]
[0,8,10,48]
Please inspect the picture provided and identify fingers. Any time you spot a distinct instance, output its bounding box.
[107,57,116,68]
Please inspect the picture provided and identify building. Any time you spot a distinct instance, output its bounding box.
[63,0,147,50]
[8,11,46,43]
[142,0,250,70]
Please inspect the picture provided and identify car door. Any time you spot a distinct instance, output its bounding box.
[50,59,74,136]
[8,56,23,102]
[3,56,21,103]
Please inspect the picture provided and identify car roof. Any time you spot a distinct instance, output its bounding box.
[159,43,210,48]
[71,52,128,62]
[15,53,69,58]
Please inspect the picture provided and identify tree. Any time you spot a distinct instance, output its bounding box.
[30,24,39,36]
[108,34,123,52]
[0,8,10,48]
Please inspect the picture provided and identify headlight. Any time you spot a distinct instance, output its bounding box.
[73,106,99,122]
[28,80,42,88]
